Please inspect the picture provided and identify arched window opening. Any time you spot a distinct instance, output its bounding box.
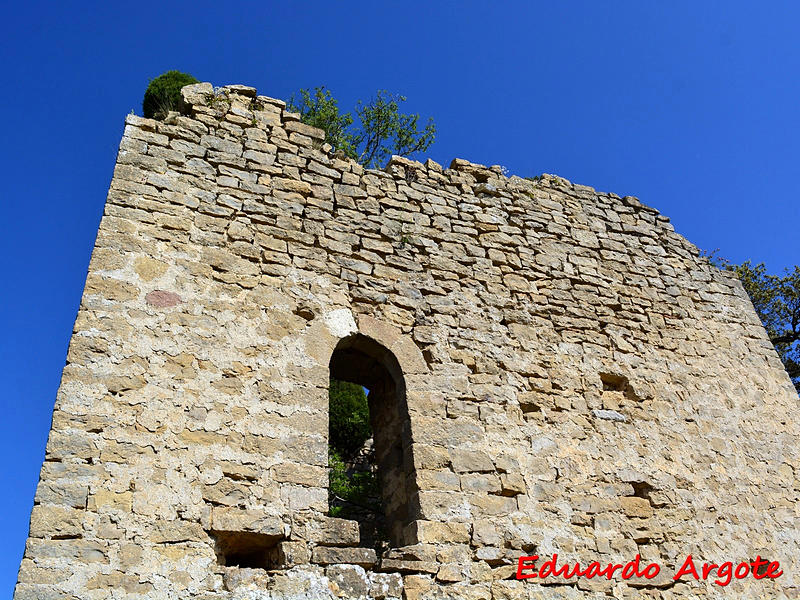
[328,334,419,550]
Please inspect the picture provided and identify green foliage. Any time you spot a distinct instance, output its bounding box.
[328,379,371,458]
[287,87,436,169]
[352,91,436,169]
[143,70,199,119]
[288,88,355,158]
[714,258,800,393]
[328,448,380,518]
[327,379,379,518]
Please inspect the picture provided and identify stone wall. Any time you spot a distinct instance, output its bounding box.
[13,82,800,599]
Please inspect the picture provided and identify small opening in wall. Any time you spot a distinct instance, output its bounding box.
[210,531,281,569]
[599,372,640,405]
[630,481,655,501]
[600,373,627,392]
[753,558,771,577]
[421,348,434,366]
[329,334,420,550]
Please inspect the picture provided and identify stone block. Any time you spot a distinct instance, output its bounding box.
[16,561,69,585]
[499,473,526,496]
[436,563,468,582]
[148,519,207,543]
[412,444,450,470]
[272,540,310,567]
[280,484,327,511]
[404,520,470,544]
[210,507,284,536]
[383,544,437,562]
[271,462,327,487]
[369,572,403,599]
[294,515,360,546]
[25,538,108,563]
[312,546,377,567]
[326,564,368,598]
[469,494,517,517]
[620,496,654,518]
[180,82,214,108]
[379,559,438,574]
[34,481,89,508]
[450,449,494,473]
[400,575,435,600]
[29,505,83,538]
[285,120,325,140]
[45,430,96,462]
[471,520,501,547]
[87,489,133,512]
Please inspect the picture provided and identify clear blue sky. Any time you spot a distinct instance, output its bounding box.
[1,1,798,592]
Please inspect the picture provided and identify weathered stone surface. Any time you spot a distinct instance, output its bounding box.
[379,559,439,574]
[148,519,207,543]
[180,82,214,108]
[34,480,89,508]
[294,515,360,546]
[28,505,83,538]
[274,540,310,566]
[405,520,470,544]
[313,546,377,567]
[326,563,369,598]
[450,449,494,473]
[134,256,168,281]
[368,572,403,599]
[620,496,654,518]
[14,81,800,600]
[210,507,284,535]
[145,289,182,307]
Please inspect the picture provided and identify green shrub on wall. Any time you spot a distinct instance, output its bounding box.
[287,87,436,169]
[142,70,199,119]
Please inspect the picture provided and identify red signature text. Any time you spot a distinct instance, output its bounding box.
[517,553,783,587]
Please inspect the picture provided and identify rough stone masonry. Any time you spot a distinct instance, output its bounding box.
[13,82,800,599]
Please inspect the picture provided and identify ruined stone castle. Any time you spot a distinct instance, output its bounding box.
[13,82,800,599]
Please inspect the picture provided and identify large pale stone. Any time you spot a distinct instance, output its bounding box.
[313,546,377,567]
[210,507,284,535]
[134,256,168,281]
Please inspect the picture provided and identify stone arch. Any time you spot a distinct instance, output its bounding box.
[328,331,422,548]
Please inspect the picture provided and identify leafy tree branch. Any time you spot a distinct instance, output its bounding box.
[287,88,355,158]
[287,87,435,169]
